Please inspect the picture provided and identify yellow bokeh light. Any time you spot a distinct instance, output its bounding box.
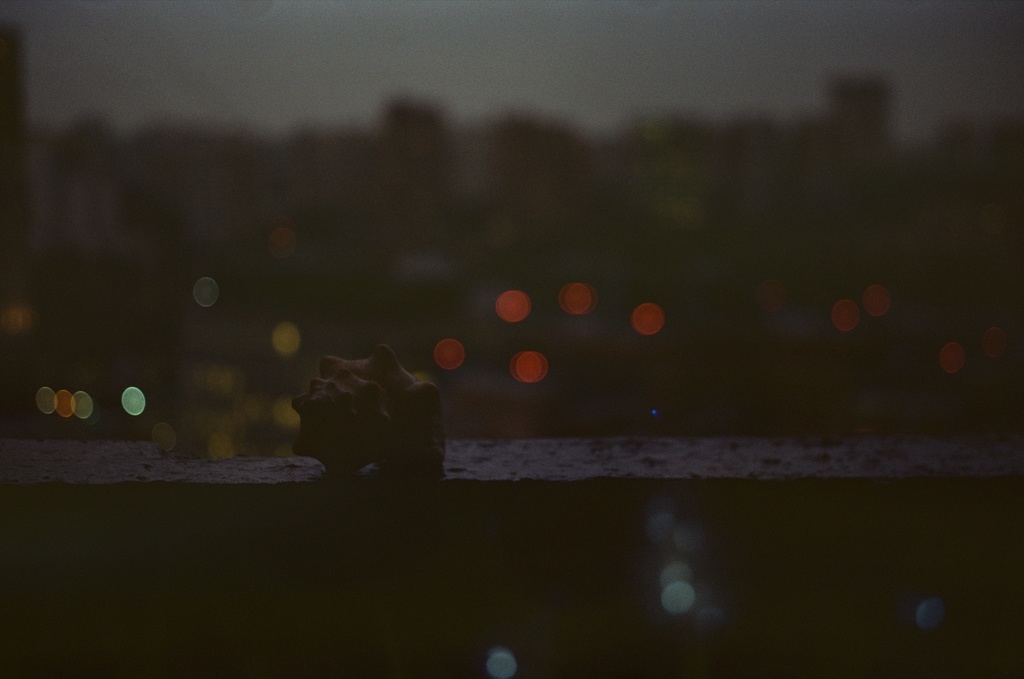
[152,422,177,452]
[272,395,301,429]
[207,431,235,459]
[272,321,301,357]
[35,387,56,414]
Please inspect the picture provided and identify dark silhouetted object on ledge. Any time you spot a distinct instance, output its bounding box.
[291,345,445,477]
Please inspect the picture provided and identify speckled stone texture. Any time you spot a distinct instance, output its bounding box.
[0,439,325,484]
[2,435,1023,483]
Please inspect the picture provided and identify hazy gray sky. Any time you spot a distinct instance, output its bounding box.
[2,1,1022,140]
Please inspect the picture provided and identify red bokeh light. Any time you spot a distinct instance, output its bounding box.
[831,299,860,332]
[496,290,531,323]
[510,351,548,383]
[433,338,466,370]
[981,326,1007,358]
[755,279,786,313]
[268,215,296,258]
[939,341,966,374]
[558,282,597,315]
[631,302,665,336]
[862,284,891,317]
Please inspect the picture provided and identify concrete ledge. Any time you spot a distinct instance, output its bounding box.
[2,435,1023,483]
[0,439,325,484]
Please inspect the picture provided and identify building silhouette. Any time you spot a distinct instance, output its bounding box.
[0,26,35,418]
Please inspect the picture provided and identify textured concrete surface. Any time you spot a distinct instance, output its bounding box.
[2,435,1023,483]
[0,439,325,484]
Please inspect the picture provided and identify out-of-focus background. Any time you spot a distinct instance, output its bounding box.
[0,1,1021,456]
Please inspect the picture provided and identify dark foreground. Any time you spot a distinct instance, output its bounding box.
[2,478,1022,678]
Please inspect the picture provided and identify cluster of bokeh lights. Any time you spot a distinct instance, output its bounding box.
[829,284,891,333]
[435,283,665,383]
[36,387,94,420]
[35,385,147,420]
[760,280,1009,376]
[939,325,1006,375]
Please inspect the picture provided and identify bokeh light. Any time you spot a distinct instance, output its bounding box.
[72,391,94,420]
[1,302,36,335]
[433,338,466,370]
[121,386,146,416]
[273,395,301,429]
[272,321,301,357]
[631,302,665,335]
[660,561,694,588]
[645,508,675,545]
[939,342,965,374]
[35,387,56,415]
[152,422,177,452]
[268,216,297,258]
[755,279,786,313]
[672,520,706,553]
[55,389,75,418]
[831,299,860,332]
[862,284,891,317]
[915,596,946,631]
[485,646,518,679]
[496,290,531,323]
[207,431,235,458]
[981,326,1007,358]
[192,277,220,307]
[558,282,597,315]
[510,351,548,383]
[661,580,697,615]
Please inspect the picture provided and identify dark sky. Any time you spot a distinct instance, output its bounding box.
[2,1,1022,140]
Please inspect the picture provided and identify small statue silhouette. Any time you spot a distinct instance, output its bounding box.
[291,345,445,477]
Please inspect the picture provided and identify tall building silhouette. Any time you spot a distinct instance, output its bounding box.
[0,25,34,418]
[0,26,29,299]
[828,75,891,154]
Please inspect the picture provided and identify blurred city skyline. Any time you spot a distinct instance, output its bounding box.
[1,6,1022,454]
[1,1,1022,142]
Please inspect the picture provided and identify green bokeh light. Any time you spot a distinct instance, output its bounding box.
[121,386,146,416]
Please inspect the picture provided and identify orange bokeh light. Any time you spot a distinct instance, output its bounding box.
[862,284,891,317]
[510,351,548,383]
[631,302,665,336]
[55,389,75,418]
[831,299,860,332]
[496,290,531,323]
[939,341,966,374]
[981,326,1007,358]
[268,225,296,257]
[755,279,786,313]
[433,338,466,370]
[558,282,597,315]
